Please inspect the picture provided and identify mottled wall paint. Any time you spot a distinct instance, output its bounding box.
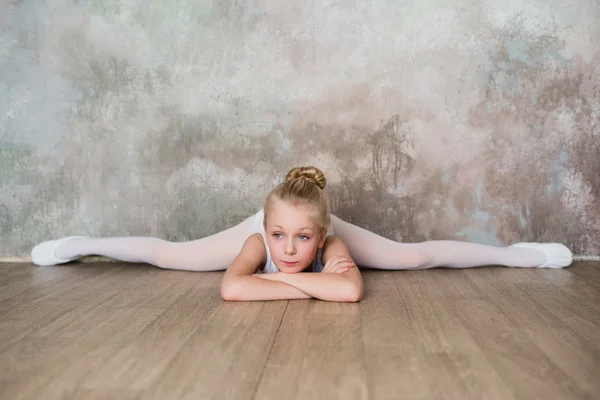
[1,0,599,257]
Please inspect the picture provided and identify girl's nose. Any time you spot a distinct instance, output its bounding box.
[285,241,296,255]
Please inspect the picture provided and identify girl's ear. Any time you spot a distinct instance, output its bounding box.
[317,231,327,248]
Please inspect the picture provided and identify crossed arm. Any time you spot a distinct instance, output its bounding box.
[220,234,364,302]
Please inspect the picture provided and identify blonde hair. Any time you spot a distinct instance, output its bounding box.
[264,166,330,233]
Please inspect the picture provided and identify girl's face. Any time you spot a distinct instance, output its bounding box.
[264,200,326,273]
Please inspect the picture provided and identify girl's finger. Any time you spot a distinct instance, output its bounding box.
[324,264,346,273]
[324,257,346,270]
[323,257,355,273]
[336,261,356,269]
[330,263,354,273]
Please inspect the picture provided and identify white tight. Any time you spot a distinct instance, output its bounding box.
[55,213,546,271]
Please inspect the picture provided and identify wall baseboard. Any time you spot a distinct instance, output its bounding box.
[573,255,600,261]
[0,256,118,263]
[1,255,599,263]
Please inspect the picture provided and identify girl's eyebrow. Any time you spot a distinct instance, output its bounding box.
[272,225,314,231]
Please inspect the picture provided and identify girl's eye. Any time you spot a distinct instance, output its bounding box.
[299,235,309,240]
[273,233,282,238]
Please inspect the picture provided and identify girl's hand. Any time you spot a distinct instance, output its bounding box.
[322,255,356,274]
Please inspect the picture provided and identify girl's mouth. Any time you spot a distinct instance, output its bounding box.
[282,261,298,266]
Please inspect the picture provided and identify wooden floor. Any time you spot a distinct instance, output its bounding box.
[1,261,599,400]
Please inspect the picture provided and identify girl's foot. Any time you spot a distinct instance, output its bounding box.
[509,242,572,268]
[31,236,88,266]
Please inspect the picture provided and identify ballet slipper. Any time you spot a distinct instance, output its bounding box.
[31,236,88,266]
[509,242,573,268]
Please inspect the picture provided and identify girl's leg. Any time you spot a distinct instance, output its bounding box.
[330,215,571,270]
[32,214,256,271]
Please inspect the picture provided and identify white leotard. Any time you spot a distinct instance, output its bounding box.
[251,209,334,273]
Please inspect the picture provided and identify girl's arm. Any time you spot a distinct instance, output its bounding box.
[254,236,364,303]
[220,233,312,301]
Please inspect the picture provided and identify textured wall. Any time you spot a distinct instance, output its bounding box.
[1,0,599,257]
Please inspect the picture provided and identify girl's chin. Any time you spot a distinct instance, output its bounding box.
[278,264,310,273]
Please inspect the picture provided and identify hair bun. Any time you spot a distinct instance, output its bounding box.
[285,166,327,190]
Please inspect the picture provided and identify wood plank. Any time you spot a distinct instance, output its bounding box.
[294,302,367,400]
[423,268,487,300]
[515,282,600,347]
[79,281,223,392]
[569,261,600,290]
[0,266,208,399]
[0,262,599,400]
[465,266,600,395]
[439,352,517,400]
[0,264,117,313]
[394,270,481,353]
[0,263,31,278]
[0,306,162,400]
[139,300,269,399]
[209,301,287,400]
[449,297,590,399]
[0,265,122,352]
[66,388,141,400]
[29,269,202,340]
[136,272,222,342]
[360,271,478,399]
[253,301,312,400]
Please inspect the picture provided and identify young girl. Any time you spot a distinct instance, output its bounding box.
[31,166,572,302]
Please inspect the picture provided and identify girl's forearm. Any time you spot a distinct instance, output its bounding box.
[256,272,362,302]
[221,276,312,301]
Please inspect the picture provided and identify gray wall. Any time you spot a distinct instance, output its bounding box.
[1,0,599,257]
